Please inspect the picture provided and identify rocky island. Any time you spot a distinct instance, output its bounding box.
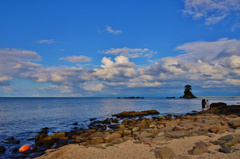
[180,85,197,99]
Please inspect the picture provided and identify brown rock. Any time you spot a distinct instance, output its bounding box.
[191,141,208,155]
[157,146,176,159]
[233,121,240,128]
[226,115,239,118]
[210,125,221,133]
[89,137,104,145]
[104,133,121,143]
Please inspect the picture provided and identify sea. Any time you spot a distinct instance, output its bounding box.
[0,96,240,158]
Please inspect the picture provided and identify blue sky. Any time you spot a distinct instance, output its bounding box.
[0,0,240,97]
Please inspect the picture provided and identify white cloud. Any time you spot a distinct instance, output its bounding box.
[99,47,157,58]
[84,84,103,91]
[59,55,91,63]
[37,39,54,44]
[183,0,240,25]
[106,25,122,34]
[176,38,240,62]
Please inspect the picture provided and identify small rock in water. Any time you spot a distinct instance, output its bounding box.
[191,110,198,113]
[90,118,97,121]
[0,146,6,152]
[72,122,78,125]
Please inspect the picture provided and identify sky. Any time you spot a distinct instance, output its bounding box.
[0,0,240,97]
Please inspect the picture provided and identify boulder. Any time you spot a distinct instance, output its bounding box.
[114,110,159,118]
[223,138,238,148]
[190,141,208,155]
[110,138,124,145]
[104,133,121,143]
[89,137,104,145]
[210,102,227,108]
[123,129,132,135]
[219,147,233,153]
[157,146,176,159]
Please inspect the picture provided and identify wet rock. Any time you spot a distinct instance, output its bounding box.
[102,118,111,124]
[157,146,176,159]
[0,146,6,152]
[114,110,159,118]
[72,122,78,125]
[112,118,119,123]
[12,147,18,153]
[14,140,20,144]
[55,139,68,148]
[26,138,35,141]
[7,136,15,141]
[90,118,97,121]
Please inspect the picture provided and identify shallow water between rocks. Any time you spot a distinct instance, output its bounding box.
[0,96,239,158]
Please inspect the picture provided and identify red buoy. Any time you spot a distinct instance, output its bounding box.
[19,145,30,152]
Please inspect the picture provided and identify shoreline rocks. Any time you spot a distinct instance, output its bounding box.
[5,104,240,158]
[113,110,160,118]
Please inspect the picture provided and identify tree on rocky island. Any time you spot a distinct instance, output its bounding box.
[182,85,197,98]
[185,85,192,91]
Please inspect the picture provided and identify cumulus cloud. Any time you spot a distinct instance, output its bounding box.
[0,48,42,86]
[37,39,54,44]
[59,55,91,63]
[1,43,240,96]
[106,25,122,34]
[176,38,240,62]
[99,47,157,58]
[183,0,240,25]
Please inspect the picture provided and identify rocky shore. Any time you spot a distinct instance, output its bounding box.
[2,103,240,158]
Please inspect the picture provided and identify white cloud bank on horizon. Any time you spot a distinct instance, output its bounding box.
[106,25,123,34]
[183,0,240,25]
[1,38,240,96]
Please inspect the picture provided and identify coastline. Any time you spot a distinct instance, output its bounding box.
[34,103,240,159]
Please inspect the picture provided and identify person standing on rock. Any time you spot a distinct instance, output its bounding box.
[202,98,206,110]
[206,100,210,110]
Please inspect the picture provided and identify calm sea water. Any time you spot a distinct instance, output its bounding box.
[0,96,239,158]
